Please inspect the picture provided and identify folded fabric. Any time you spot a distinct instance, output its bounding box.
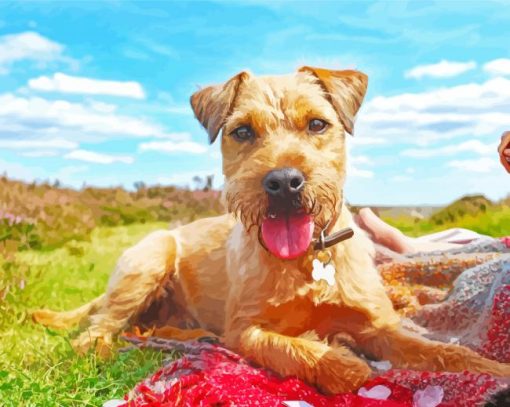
[415,228,493,245]
[112,238,510,407]
[114,340,508,407]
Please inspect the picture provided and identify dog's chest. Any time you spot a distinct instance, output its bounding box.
[258,299,348,337]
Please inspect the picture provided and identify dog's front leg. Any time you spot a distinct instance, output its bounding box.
[355,327,510,377]
[228,325,372,394]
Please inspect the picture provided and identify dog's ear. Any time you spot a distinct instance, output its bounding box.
[190,71,250,144]
[298,66,368,135]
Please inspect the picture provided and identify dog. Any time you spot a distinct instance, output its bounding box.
[33,67,510,394]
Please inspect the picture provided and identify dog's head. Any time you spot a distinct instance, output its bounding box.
[190,67,368,260]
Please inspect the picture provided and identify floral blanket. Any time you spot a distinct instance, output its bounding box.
[109,238,510,407]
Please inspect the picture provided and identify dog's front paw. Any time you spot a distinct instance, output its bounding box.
[480,360,510,378]
[72,331,114,358]
[315,348,372,394]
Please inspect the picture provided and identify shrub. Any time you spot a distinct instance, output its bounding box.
[0,211,42,256]
[0,176,223,254]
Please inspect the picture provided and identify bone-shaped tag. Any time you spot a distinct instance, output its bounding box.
[311,259,335,286]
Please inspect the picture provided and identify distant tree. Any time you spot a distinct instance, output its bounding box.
[134,181,147,191]
[192,176,203,190]
[204,175,214,191]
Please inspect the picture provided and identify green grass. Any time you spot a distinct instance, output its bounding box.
[382,205,510,238]
[1,204,509,405]
[0,222,172,406]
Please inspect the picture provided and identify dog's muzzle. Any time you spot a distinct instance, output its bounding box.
[262,167,305,212]
[259,166,354,259]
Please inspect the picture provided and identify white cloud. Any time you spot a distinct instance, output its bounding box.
[405,60,476,79]
[347,69,510,203]
[88,100,118,113]
[0,31,67,74]
[62,165,88,174]
[391,175,412,182]
[346,142,374,178]
[139,140,208,154]
[21,150,59,158]
[0,158,44,181]
[483,58,510,76]
[28,73,145,99]
[350,136,387,146]
[0,138,77,150]
[4,162,90,188]
[64,149,134,164]
[0,31,62,63]
[350,155,372,165]
[401,140,497,158]
[158,132,193,142]
[447,157,498,173]
[47,165,92,188]
[349,167,374,178]
[357,76,510,145]
[0,93,181,144]
[347,160,374,178]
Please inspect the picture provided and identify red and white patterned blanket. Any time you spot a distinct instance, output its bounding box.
[110,238,510,407]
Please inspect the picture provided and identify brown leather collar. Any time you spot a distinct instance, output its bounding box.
[311,213,354,251]
[312,226,354,250]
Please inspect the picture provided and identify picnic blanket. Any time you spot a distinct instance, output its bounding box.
[109,236,510,407]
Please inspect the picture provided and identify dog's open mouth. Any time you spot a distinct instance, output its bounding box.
[261,210,314,260]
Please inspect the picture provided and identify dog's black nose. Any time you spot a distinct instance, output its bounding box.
[263,167,305,198]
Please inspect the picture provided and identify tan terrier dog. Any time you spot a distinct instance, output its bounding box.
[34,67,510,393]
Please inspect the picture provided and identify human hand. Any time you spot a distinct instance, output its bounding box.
[498,131,510,173]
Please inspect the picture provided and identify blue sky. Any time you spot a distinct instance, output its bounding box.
[1,0,509,205]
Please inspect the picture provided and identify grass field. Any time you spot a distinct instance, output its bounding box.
[1,176,509,406]
[380,196,510,238]
[381,206,510,237]
[0,222,171,406]
[3,215,509,406]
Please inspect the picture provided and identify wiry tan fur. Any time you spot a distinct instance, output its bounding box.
[33,67,510,393]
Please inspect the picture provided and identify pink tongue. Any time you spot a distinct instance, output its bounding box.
[261,213,314,259]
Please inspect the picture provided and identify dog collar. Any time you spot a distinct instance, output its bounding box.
[312,224,354,251]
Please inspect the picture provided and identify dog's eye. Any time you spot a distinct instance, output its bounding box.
[230,125,254,142]
[308,119,328,134]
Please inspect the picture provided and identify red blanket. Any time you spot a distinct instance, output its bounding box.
[113,239,510,407]
[117,341,507,406]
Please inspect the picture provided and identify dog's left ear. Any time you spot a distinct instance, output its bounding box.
[298,66,368,135]
[190,71,250,144]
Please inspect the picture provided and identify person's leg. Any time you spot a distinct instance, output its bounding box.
[356,208,461,254]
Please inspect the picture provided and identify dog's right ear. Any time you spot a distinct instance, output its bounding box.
[190,71,250,144]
